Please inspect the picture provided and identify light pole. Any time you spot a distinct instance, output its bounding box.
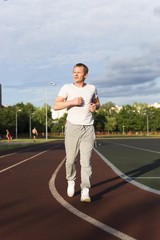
[62,126,64,135]
[29,113,32,138]
[123,125,125,135]
[146,114,149,136]
[16,109,21,139]
[45,82,56,140]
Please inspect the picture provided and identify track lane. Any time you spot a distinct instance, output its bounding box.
[49,158,136,240]
[0,141,115,240]
[0,140,160,240]
[55,150,160,240]
[0,142,60,172]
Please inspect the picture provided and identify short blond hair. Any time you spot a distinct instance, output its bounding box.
[74,63,89,75]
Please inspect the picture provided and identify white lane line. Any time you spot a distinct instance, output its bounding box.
[0,146,55,173]
[131,177,160,179]
[0,144,50,159]
[106,141,160,154]
[0,151,21,158]
[49,158,137,240]
[94,148,160,196]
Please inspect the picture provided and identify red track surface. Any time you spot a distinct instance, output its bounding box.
[0,141,159,240]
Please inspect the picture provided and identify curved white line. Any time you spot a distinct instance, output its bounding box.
[49,158,136,240]
[94,148,160,196]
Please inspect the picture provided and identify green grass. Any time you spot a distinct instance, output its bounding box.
[0,138,56,151]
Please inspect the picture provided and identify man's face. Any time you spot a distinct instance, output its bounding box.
[73,66,88,83]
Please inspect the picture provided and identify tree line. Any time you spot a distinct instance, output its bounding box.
[0,102,51,139]
[93,102,160,134]
[0,101,160,139]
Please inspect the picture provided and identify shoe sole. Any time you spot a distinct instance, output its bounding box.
[81,197,91,202]
[67,193,75,197]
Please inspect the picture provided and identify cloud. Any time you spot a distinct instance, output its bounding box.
[0,0,160,106]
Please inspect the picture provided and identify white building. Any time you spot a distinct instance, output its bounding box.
[51,108,67,119]
[150,102,160,108]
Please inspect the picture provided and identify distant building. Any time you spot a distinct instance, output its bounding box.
[51,108,67,119]
[150,102,160,108]
[114,105,122,112]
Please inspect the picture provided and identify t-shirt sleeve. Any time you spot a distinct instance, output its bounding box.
[91,87,99,103]
[58,84,68,99]
[95,87,98,98]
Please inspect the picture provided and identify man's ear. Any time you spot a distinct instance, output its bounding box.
[84,73,88,79]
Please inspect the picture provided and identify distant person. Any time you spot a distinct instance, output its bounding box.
[42,132,45,137]
[6,129,12,143]
[53,63,100,202]
[32,127,38,142]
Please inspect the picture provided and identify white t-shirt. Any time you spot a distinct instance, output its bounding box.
[58,83,98,125]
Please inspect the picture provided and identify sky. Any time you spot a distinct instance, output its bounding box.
[0,0,160,108]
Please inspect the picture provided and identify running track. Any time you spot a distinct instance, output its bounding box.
[0,140,159,240]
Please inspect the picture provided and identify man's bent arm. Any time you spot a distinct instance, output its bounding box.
[92,97,100,110]
[53,96,83,111]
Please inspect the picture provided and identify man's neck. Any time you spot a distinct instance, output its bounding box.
[73,82,86,88]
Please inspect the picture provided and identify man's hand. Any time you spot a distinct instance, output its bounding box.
[72,97,83,106]
[89,103,97,112]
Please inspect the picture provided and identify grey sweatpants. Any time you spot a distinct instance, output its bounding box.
[65,121,95,189]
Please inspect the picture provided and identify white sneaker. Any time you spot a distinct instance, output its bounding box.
[67,181,75,197]
[80,187,91,202]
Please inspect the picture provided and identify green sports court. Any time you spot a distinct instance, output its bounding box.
[95,137,160,193]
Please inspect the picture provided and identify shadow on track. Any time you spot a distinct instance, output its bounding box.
[124,158,160,178]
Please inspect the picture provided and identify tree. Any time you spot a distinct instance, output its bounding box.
[117,105,140,132]
[93,110,106,132]
[51,113,67,134]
